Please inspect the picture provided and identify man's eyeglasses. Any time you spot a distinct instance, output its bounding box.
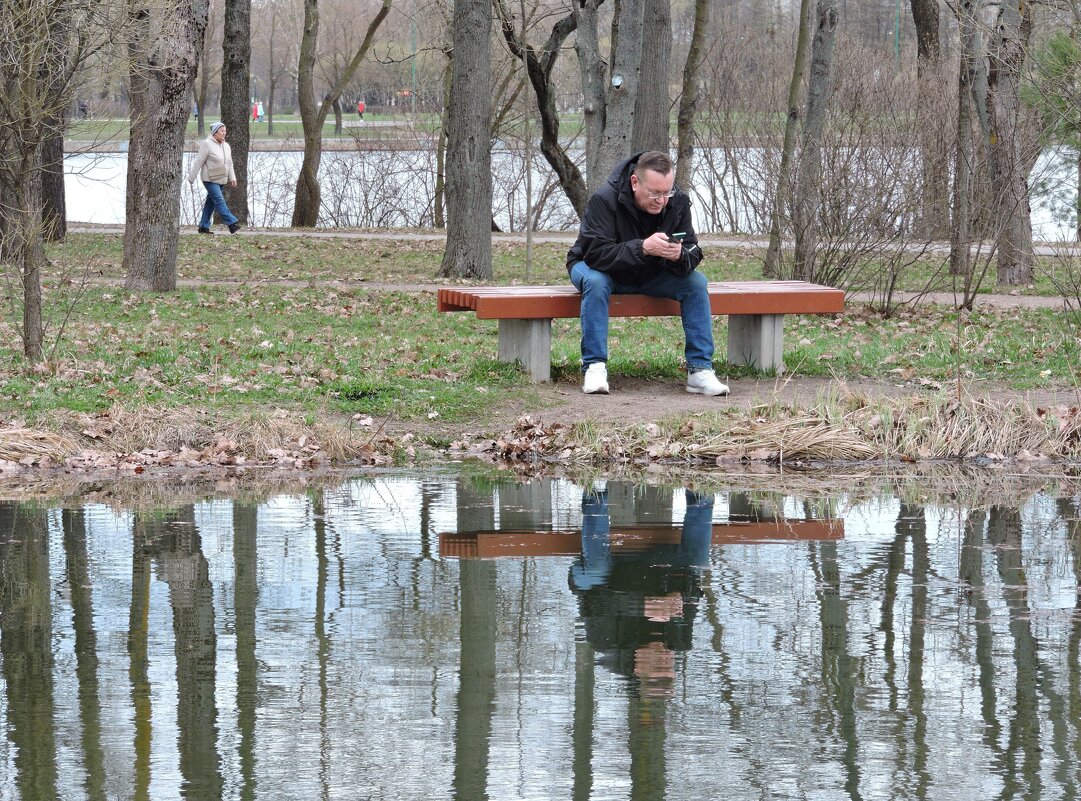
[642,188,676,201]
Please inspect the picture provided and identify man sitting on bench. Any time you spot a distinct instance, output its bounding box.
[567,150,729,397]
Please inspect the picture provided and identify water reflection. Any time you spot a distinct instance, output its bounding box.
[0,474,1079,800]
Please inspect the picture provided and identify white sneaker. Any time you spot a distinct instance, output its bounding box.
[686,369,729,396]
[582,363,609,394]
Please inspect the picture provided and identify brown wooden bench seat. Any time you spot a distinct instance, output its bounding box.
[437,281,844,382]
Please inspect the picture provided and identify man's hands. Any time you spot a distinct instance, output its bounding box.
[643,231,683,262]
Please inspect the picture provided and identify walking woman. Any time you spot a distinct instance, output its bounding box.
[187,121,241,234]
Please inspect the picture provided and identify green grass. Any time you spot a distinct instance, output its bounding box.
[8,240,1081,431]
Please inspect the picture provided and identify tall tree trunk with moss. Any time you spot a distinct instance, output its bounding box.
[576,0,607,193]
[630,0,670,154]
[291,0,392,226]
[596,0,645,174]
[674,0,710,191]
[792,0,839,282]
[221,0,251,224]
[987,0,1034,286]
[123,0,209,291]
[764,0,813,278]
[438,0,492,278]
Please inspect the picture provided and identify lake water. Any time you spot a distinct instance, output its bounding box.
[2,469,1080,799]
[64,147,1078,240]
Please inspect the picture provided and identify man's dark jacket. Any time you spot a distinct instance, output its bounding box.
[566,152,703,285]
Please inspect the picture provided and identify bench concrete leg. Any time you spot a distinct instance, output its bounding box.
[727,314,784,373]
[497,318,552,382]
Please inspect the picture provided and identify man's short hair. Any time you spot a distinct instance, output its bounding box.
[634,151,674,178]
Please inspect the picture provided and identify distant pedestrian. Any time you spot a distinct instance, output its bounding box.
[356,99,365,120]
[186,121,241,235]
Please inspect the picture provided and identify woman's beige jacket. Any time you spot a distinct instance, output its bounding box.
[186,135,236,185]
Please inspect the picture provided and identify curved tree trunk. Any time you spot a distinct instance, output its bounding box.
[792,0,839,282]
[291,0,391,226]
[221,0,251,224]
[438,0,493,279]
[124,0,208,292]
[674,0,710,191]
[494,1,586,217]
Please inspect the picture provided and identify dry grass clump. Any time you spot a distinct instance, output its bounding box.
[0,428,78,464]
[45,404,398,466]
[488,389,1081,467]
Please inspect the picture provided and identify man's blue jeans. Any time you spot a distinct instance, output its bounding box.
[199,181,238,228]
[569,260,714,370]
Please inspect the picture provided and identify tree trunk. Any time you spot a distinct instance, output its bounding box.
[910,0,948,239]
[291,0,392,226]
[291,0,322,225]
[123,0,209,292]
[196,31,212,137]
[221,0,252,225]
[987,0,1034,286]
[12,168,46,361]
[332,97,343,134]
[597,0,644,173]
[630,0,670,153]
[910,0,940,72]
[493,0,587,217]
[950,0,979,279]
[793,0,839,282]
[576,0,607,194]
[434,57,450,229]
[438,0,493,279]
[674,0,710,191]
[40,115,67,242]
[1076,147,1081,243]
[764,0,813,277]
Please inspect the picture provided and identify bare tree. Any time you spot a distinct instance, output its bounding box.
[194,0,224,136]
[792,0,839,281]
[764,0,812,276]
[221,0,252,224]
[950,0,982,280]
[493,0,587,217]
[0,0,109,359]
[674,0,711,190]
[291,0,392,227]
[987,0,1035,285]
[438,0,492,278]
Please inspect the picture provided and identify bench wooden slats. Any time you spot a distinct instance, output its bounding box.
[437,280,844,382]
[438,282,844,319]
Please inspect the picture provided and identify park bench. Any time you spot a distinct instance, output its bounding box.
[439,518,844,559]
[437,281,844,382]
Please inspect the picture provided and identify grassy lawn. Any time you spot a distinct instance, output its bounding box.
[5,232,1077,433]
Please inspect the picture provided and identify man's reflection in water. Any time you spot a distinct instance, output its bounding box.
[569,484,713,698]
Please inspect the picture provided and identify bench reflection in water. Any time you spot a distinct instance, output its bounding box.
[442,482,843,699]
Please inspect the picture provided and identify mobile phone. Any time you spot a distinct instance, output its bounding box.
[667,232,686,244]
